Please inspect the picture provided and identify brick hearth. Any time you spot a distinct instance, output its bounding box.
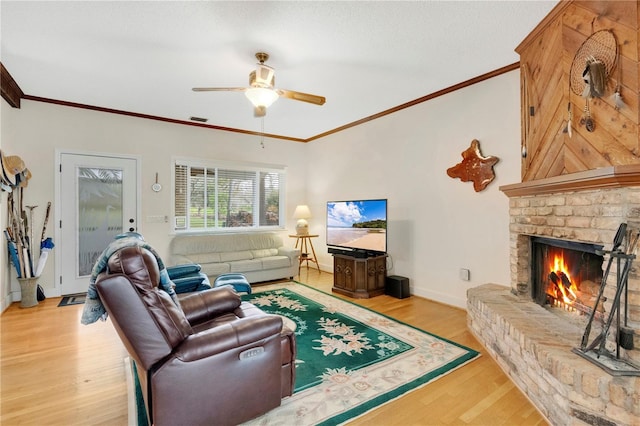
[468,284,639,426]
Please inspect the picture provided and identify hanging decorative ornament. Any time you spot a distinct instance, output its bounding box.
[581,65,592,98]
[580,99,587,126]
[584,98,595,132]
[583,56,607,98]
[566,29,617,137]
[611,45,626,111]
[612,85,625,110]
[570,29,618,97]
[562,80,573,139]
[563,102,573,139]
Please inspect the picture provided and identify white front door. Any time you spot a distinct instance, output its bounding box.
[58,153,139,295]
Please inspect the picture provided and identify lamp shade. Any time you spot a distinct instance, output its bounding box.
[293,205,311,219]
[293,205,311,235]
[245,87,279,108]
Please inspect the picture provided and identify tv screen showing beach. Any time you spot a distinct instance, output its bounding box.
[326,199,387,253]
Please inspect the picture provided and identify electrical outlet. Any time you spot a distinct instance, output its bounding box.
[459,268,470,281]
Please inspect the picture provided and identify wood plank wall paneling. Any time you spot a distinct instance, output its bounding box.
[517,0,640,182]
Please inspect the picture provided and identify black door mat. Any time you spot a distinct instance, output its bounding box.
[58,293,87,307]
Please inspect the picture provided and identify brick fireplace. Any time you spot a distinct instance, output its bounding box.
[467,166,640,426]
[468,1,640,422]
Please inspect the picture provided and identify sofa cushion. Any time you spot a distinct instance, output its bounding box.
[187,253,222,264]
[245,233,285,251]
[219,250,253,262]
[170,233,285,255]
[261,256,292,269]
[200,263,231,276]
[229,259,263,273]
[251,248,278,258]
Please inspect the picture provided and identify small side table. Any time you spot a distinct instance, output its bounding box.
[289,234,321,274]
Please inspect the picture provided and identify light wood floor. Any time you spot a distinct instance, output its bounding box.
[1,270,549,425]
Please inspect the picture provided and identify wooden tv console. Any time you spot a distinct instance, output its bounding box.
[331,253,387,298]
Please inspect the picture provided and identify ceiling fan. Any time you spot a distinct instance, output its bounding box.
[192,52,326,117]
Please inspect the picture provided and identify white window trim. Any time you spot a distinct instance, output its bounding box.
[172,157,287,234]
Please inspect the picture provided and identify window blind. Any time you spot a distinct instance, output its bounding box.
[173,160,284,232]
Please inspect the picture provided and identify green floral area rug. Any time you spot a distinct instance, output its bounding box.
[242,282,480,425]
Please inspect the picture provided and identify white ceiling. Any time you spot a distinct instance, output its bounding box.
[1,1,557,141]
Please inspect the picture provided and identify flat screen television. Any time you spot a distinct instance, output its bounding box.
[326,199,387,255]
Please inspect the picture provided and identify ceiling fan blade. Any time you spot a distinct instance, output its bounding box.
[277,89,326,105]
[192,87,247,92]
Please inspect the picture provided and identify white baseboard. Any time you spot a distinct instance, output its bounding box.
[410,287,467,310]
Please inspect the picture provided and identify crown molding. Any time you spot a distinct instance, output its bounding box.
[1,62,24,108]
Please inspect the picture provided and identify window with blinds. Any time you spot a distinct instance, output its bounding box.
[174,160,285,232]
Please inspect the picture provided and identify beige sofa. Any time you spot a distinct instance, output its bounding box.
[169,232,300,283]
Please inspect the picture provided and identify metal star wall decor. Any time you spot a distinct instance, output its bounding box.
[446,139,499,192]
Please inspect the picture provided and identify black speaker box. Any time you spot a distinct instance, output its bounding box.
[385,275,410,299]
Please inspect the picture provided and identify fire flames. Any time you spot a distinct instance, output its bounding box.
[542,247,603,316]
[548,253,578,304]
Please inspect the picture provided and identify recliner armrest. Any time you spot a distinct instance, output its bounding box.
[179,286,241,325]
[166,263,201,279]
[175,315,283,362]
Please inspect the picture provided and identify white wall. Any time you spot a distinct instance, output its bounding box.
[1,100,308,302]
[306,70,521,308]
[1,69,520,309]
[0,108,7,311]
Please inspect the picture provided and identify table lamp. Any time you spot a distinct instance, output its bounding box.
[293,205,311,235]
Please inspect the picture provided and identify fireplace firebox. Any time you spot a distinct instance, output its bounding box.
[531,237,604,315]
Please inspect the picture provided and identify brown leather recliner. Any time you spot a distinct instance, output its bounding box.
[94,245,296,426]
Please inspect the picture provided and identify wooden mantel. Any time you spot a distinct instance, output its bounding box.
[500,165,640,198]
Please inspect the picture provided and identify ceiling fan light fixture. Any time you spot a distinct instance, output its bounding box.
[245,87,279,108]
[192,52,324,115]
